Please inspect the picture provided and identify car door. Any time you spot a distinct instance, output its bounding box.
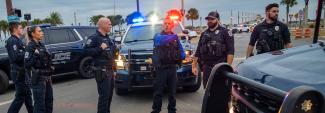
[46,28,81,74]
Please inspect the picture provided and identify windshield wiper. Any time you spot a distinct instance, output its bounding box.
[125,39,153,43]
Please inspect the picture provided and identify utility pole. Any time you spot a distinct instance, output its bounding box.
[237,11,240,25]
[230,10,233,28]
[74,12,77,26]
[242,12,244,24]
[6,0,13,16]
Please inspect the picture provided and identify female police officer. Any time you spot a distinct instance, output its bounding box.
[24,26,54,113]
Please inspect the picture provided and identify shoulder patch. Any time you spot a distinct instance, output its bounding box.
[13,45,17,51]
[215,30,220,34]
[275,26,280,31]
[25,52,29,58]
[86,39,92,45]
[228,31,233,37]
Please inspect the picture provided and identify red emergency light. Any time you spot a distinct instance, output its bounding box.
[166,9,183,22]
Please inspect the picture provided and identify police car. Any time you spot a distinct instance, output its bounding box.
[114,12,201,95]
[0,26,97,94]
[202,1,325,113]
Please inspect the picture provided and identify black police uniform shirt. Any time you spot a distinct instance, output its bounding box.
[194,25,234,65]
[24,40,51,70]
[6,35,25,68]
[84,30,115,66]
[249,20,291,52]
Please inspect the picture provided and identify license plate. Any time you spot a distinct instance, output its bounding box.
[140,66,147,71]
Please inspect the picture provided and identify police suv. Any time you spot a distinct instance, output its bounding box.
[202,1,325,113]
[0,26,97,94]
[114,16,201,95]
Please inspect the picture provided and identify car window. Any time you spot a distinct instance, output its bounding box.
[76,28,97,40]
[124,23,183,43]
[48,29,70,44]
[67,29,79,42]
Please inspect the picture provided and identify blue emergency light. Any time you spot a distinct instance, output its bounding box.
[132,17,144,23]
[126,11,146,25]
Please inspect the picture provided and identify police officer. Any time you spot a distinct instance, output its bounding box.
[84,17,115,113]
[24,26,53,113]
[246,3,292,57]
[151,18,185,113]
[6,22,33,113]
[192,11,235,88]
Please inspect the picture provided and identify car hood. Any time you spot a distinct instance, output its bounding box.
[120,41,154,55]
[120,40,194,55]
[238,43,325,94]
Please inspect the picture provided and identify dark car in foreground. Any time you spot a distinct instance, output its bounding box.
[202,0,325,113]
[0,26,97,94]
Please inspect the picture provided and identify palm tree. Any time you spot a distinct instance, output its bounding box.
[114,15,124,31]
[45,12,63,26]
[281,0,298,24]
[32,18,43,25]
[0,20,9,39]
[186,8,199,29]
[90,15,105,26]
[21,21,28,28]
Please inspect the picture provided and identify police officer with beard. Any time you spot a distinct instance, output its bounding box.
[246,3,292,57]
[192,11,234,88]
[84,17,115,113]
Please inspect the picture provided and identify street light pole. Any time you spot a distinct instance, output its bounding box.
[114,0,116,16]
[136,0,140,12]
[181,0,185,26]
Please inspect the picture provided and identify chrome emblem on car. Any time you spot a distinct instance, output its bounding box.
[301,99,313,112]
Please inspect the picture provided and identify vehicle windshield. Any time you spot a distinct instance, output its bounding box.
[123,23,182,43]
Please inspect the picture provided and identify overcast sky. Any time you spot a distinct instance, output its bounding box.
[0,0,319,26]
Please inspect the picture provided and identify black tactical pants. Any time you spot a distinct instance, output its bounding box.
[7,65,33,113]
[152,66,177,113]
[94,66,114,113]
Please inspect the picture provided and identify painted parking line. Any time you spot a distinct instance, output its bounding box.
[0,99,13,106]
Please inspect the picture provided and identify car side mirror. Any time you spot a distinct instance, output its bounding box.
[115,36,122,42]
[188,31,198,38]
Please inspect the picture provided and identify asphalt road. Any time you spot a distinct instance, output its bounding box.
[0,33,316,113]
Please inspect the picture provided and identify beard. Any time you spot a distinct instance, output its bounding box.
[208,22,218,28]
[268,13,278,21]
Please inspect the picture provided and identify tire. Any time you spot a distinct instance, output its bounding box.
[0,69,9,94]
[78,56,94,79]
[183,65,202,92]
[115,88,129,96]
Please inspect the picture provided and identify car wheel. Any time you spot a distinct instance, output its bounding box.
[0,69,9,94]
[183,65,202,92]
[115,88,129,96]
[79,56,94,79]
